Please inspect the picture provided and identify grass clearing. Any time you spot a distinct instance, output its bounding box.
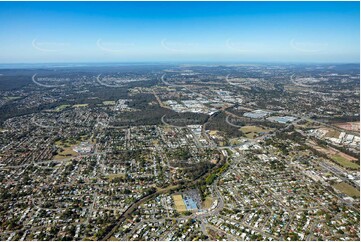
[209,130,220,136]
[202,196,214,209]
[73,104,88,108]
[156,184,178,193]
[307,141,358,170]
[240,125,270,139]
[106,173,125,181]
[53,147,78,160]
[325,129,341,138]
[307,141,337,155]
[102,101,116,105]
[53,138,85,160]
[55,139,80,147]
[333,182,360,198]
[173,194,187,212]
[54,104,71,112]
[331,155,359,169]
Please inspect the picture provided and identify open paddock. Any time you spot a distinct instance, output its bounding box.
[240,125,271,139]
[331,154,359,170]
[333,182,360,198]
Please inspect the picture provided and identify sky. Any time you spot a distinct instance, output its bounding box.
[0,1,359,63]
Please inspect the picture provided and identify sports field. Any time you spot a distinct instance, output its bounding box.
[172,194,187,212]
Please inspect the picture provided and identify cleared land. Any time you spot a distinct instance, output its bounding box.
[333,182,360,198]
[103,101,116,105]
[331,154,359,170]
[53,139,83,160]
[73,104,88,108]
[53,147,78,160]
[202,196,214,209]
[307,140,359,169]
[54,104,71,112]
[325,129,341,138]
[240,125,271,139]
[106,173,126,181]
[334,122,360,132]
[172,194,186,212]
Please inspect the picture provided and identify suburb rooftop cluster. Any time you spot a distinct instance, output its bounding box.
[0,63,359,241]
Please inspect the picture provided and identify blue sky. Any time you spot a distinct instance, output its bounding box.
[0,1,359,63]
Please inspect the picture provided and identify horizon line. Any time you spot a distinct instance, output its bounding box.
[0,61,360,66]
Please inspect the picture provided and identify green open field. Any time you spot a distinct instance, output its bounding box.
[55,139,80,146]
[331,155,359,169]
[73,104,89,108]
[240,125,271,139]
[325,129,341,138]
[53,147,78,160]
[102,101,116,105]
[106,173,126,181]
[54,104,71,112]
[202,196,214,209]
[53,138,84,160]
[333,182,360,198]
